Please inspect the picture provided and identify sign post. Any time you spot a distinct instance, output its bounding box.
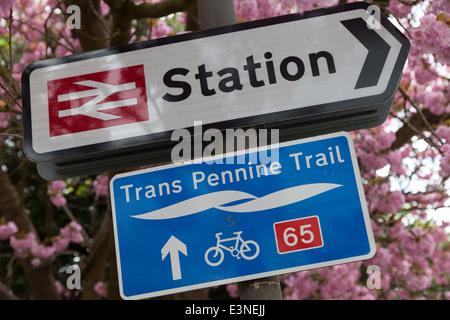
[197,0,236,29]
[197,0,282,300]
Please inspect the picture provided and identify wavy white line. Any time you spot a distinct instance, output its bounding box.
[131,183,342,220]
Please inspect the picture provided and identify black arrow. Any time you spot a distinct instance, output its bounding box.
[341,18,391,89]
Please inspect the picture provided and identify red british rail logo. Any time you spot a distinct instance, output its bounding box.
[47,65,148,137]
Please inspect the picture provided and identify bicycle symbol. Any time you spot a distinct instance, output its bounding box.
[205,231,260,267]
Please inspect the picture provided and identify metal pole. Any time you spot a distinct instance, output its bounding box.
[196,0,283,301]
[197,0,236,29]
[238,275,282,300]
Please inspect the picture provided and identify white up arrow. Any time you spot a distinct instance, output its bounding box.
[161,235,187,281]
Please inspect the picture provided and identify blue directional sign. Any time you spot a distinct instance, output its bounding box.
[110,132,375,299]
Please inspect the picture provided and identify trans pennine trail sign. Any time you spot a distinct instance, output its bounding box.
[21,2,410,180]
[110,132,376,299]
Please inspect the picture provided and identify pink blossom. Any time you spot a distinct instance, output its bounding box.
[440,144,450,175]
[409,13,450,65]
[0,112,11,128]
[226,283,239,298]
[359,128,396,150]
[49,180,65,194]
[60,221,84,243]
[236,0,259,21]
[401,227,436,259]
[50,193,67,208]
[366,182,405,214]
[424,89,445,115]
[233,0,261,21]
[374,131,395,149]
[358,150,388,172]
[31,258,42,267]
[414,64,436,84]
[0,221,18,240]
[387,243,411,277]
[54,280,64,294]
[0,0,14,16]
[293,0,316,13]
[52,235,70,252]
[387,0,412,19]
[406,267,433,291]
[177,12,186,25]
[436,125,450,143]
[257,0,283,18]
[370,219,383,237]
[94,281,108,298]
[430,0,450,15]
[430,224,450,244]
[315,0,338,8]
[431,248,450,286]
[10,232,37,251]
[17,42,47,73]
[365,247,392,270]
[283,270,318,300]
[151,21,173,39]
[10,232,38,258]
[420,13,437,30]
[293,0,338,13]
[93,174,109,196]
[31,243,56,258]
[316,263,365,299]
[48,180,67,207]
[387,149,406,175]
[378,190,405,214]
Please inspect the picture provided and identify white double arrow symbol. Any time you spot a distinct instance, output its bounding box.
[57,80,137,121]
[161,236,187,281]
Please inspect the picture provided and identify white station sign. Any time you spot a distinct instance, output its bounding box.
[22,2,410,178]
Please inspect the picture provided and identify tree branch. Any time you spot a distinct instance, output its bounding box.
[63,0,109,51]
[102,0,198,48]
[0,64,21,103]
[0,165,35,234]
[398,87,445,147]
[0,167,60,299]
[81,209,115,299]
[0,281,19,300]
[128,0,197,20]
[391,103,449,151]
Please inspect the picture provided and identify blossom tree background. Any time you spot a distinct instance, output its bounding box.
[0,0,448,300]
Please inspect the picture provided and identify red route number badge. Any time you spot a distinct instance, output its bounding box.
[273,216,323,254]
